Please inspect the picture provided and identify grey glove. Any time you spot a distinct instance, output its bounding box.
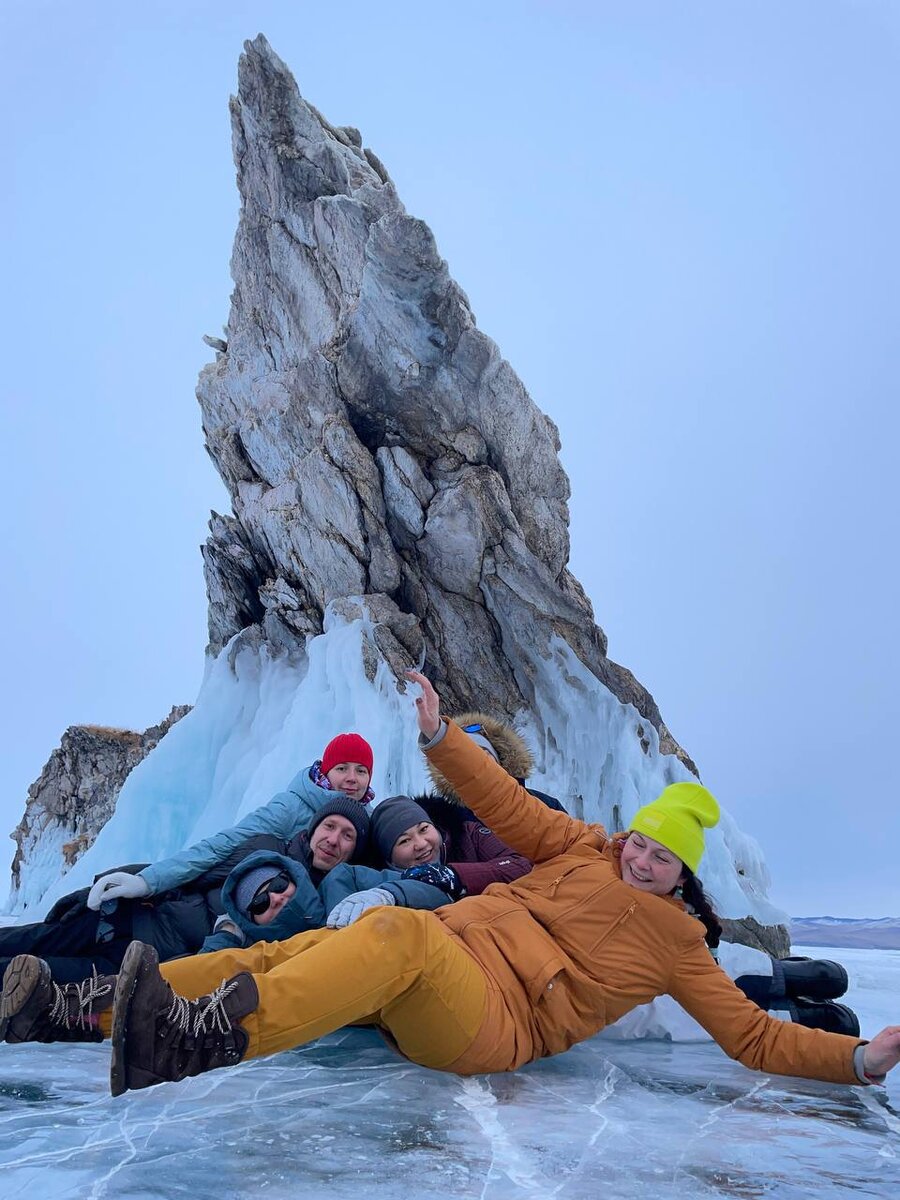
[326,887,395,929]
[86,871,151,911]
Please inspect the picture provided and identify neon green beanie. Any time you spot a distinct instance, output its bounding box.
[628,782,720,874]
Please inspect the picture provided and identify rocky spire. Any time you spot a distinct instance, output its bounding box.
[199,35,692,771]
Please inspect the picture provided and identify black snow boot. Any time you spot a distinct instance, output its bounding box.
[110,940,258,1097]
[778,956,849,1002]
[0,955,115,1044]
[789,998,860,1037]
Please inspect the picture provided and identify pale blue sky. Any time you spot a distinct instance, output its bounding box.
[2,1,897,917]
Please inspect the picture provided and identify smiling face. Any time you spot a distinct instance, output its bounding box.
[390,821,443,869]
[251,880,298,925]
[309,814,358,871]
[620,831,686,896]
[325,761,371,800]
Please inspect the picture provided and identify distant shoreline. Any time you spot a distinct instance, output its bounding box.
[789,917,900,951]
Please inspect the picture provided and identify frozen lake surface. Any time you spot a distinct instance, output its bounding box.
[0,946,897,1199]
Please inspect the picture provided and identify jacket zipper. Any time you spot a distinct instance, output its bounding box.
[590,901,637,952]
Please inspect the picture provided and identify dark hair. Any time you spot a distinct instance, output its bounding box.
[680,869,722,950]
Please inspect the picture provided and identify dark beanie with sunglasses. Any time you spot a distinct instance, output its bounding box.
[234,865,286,918]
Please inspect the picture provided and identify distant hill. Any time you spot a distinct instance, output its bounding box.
[790,917,900,950]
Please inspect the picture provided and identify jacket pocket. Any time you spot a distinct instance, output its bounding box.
[462,905,567,1003]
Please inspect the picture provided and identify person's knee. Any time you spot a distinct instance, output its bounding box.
[355,906,429,968]
[361,905,425,940]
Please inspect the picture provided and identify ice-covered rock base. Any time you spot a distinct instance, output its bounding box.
[1,948,897,1198]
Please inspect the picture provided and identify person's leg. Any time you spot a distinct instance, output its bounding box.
[158,907,487,1066]
[0,922,52,958]
[2,910,102,958]
[111,908,493,1093]
[2,952,123,985]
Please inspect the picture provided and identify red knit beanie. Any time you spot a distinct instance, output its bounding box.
[321,733,374,777]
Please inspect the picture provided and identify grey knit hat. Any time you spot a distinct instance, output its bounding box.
[308,797,370,856]
[370,796,433,864]
[234,865,285,918]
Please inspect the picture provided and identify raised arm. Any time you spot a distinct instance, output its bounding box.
[406,671,605,863]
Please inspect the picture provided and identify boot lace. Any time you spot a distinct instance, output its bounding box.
[167,978,241,1039]
[49,968,114,1030]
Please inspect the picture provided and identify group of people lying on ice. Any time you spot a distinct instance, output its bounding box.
[1,671,898,1100]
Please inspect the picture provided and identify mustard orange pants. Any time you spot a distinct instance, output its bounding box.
[104,908,490,1071]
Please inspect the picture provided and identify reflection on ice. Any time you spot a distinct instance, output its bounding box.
[0,947,897,1199]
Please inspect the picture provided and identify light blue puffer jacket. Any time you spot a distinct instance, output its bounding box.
[139,764,334,895]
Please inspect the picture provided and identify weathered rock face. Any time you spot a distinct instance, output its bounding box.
[720,917,790,959]
[199,34,693,772]
[9,706,189,899]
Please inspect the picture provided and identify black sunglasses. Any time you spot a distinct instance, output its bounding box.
[247,872,292,917]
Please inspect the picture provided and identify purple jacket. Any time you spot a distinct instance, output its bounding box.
[414,795,532,895]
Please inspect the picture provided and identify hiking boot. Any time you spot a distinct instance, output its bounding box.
[110,941,258,1097]
[779,956,849,1002]
[789,998,860,1037]
[0,955,114,1044]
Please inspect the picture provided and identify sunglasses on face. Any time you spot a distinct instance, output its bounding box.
[247,872,292,917]
[462,723,483,734]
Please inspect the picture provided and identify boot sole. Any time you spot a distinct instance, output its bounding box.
[109,941,147,1097]
[0,956,47,1042]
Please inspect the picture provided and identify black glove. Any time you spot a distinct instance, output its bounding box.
[400,863,466,901]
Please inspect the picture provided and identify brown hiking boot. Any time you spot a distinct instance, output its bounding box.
[0,955,115,1044]
[110,941,258,1097]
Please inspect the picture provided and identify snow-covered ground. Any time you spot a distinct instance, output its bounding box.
[0,945,896,1199]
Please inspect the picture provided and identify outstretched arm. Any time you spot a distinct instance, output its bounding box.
[406,671,605,864]
[669,937,873,1086]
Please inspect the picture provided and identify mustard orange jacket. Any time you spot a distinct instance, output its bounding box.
[427,721,861,1084]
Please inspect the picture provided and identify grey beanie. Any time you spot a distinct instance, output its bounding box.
[370,796,433,863]
[234,864,285,917]
[308,797,370,855]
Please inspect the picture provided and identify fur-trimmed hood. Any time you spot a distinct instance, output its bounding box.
[426,711,534,804]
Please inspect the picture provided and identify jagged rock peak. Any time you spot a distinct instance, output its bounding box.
[198,34,690,768]
[9,706,190,902]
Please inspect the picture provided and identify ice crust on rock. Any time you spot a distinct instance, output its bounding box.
[24,614,781,939]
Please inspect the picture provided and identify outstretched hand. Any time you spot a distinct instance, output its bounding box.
[404,670,442,740]
[863,1026,900,1080]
